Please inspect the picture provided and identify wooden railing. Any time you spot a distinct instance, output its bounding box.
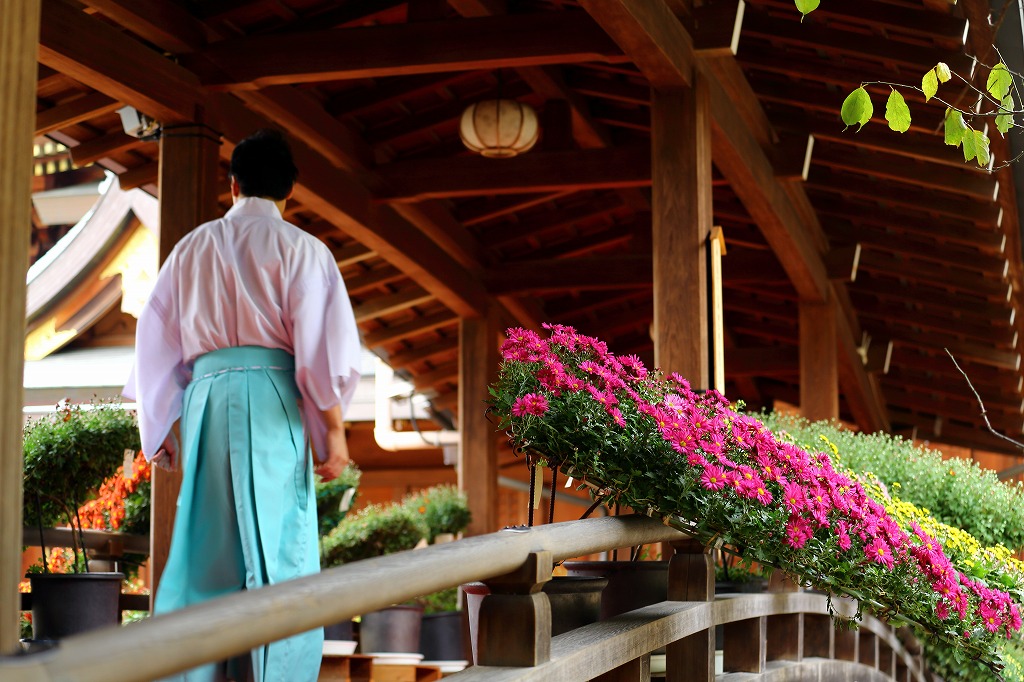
[1,515,924,682]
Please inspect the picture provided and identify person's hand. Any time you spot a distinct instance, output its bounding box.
[152,432,178,472]
[315,426,350,481]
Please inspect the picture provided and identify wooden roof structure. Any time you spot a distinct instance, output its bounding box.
[29,0,1024,458]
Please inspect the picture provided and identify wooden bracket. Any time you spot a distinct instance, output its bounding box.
[478,551,553,666]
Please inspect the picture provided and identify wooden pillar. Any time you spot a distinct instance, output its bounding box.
[799,298,839,422]
[651,75,713,388]
[0,0,41,652]
[665,539,713,682]
[459,305,500,536]
[150,124,221,604]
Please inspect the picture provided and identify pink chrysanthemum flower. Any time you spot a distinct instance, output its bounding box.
[511,393,549,417]
[701,464,727,491]
[865,537,895,570]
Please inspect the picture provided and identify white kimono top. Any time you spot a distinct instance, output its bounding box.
[124,197,361,462]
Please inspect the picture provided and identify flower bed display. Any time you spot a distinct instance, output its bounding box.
[488,324,1024,673]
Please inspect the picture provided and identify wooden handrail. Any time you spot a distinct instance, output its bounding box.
[449,594,923,681]
[2,515,686,682]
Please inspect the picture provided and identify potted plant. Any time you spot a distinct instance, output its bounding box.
[488,324,1024,673]
[321,502,429,656]
[22,399,141,641]
[316,463,361,537]
[403,484,471,544]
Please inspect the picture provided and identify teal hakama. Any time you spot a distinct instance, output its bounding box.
[155,346,322,682]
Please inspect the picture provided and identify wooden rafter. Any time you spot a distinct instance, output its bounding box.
[35,92,120,136]
[191,13,631,89]
[376,147,651,201]
[485,256,653,294]
[38,0,202,124]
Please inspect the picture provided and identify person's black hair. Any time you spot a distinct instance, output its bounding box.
[229,129,299,201]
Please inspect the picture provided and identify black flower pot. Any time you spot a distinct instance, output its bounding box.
[29,572,123,641]
[419,611,466,661]
[563,560,669,620]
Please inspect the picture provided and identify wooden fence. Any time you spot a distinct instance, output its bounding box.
[2,515,924,682]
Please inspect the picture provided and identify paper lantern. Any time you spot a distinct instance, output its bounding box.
[459,99,539,158]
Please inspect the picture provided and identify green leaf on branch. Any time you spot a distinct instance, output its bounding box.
[841,87,873,131]
[922,68,938,102]
[996,93,1015,134]
[961,127,990,167]
[944,108,968,147]
[987,63,1012,101]
[973,129,991,167]
[885,89,911,132]
[794,0,820,17]
[935,62,952,83]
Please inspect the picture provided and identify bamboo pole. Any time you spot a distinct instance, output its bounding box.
[0,0,42,653]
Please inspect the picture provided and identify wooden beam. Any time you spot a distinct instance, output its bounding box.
[652,82,712,389]
[807,167,1002,225]
[824,244,860,283]
[193,13,630,89]
[577,0,696,89]
[459,307,501,535]
[800,299,839,421]
[35,92,120,136]
[481,194,624,250]
[333,243,375,268]
[708,78,830,302]
[353,287,435,322]
[485,256,652,294]
[69,131,147,167]
[813,143,998,202]
[0,0,39,652]
[150,122,222,605]
[387,339,459,369]
[78,0,210,54]
[727,347,798,377]
[38,0,202,124]
[743,8,973,74]
[821,208,1005,256]
[856,249,1009,298]
[376,147,651,201]
[362,311,459,347]
[344,266,407,296]
[117,162,159,190]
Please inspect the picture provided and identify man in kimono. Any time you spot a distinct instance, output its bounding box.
[125,129,361,681]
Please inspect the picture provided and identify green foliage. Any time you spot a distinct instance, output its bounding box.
[885,89,911,133]
[989,63,1013,101]
[320,502,428,568]
[998,94,1016,134]
[316,463,362,536]
[841,60,1012,167]
[794,0,819,18]
[945,108,968,147]
[403,484,472,543]
[414,586,460,614]
[22,400,141,530]
[759,413,1024,551]
[121,479,151,536]
[840,86,873,131]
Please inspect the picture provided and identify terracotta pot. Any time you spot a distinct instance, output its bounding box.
[28,572,123,641]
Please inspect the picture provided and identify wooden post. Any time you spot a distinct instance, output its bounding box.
[708,226,726,393]
[478,551,553,666]
[150,123,221,605]
[834,624,858,661]
[723,615,767,673]
[799,298,839,421]
[803,614,832,658]
[459,305,499,536]
[859,630,878,668]
[665,539,713,682]
[0,0,41,652]
[651,75,712,388]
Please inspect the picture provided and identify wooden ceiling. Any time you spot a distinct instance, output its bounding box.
[31,0,1024,455]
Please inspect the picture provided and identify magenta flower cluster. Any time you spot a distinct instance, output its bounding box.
[499,324,1022,639]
